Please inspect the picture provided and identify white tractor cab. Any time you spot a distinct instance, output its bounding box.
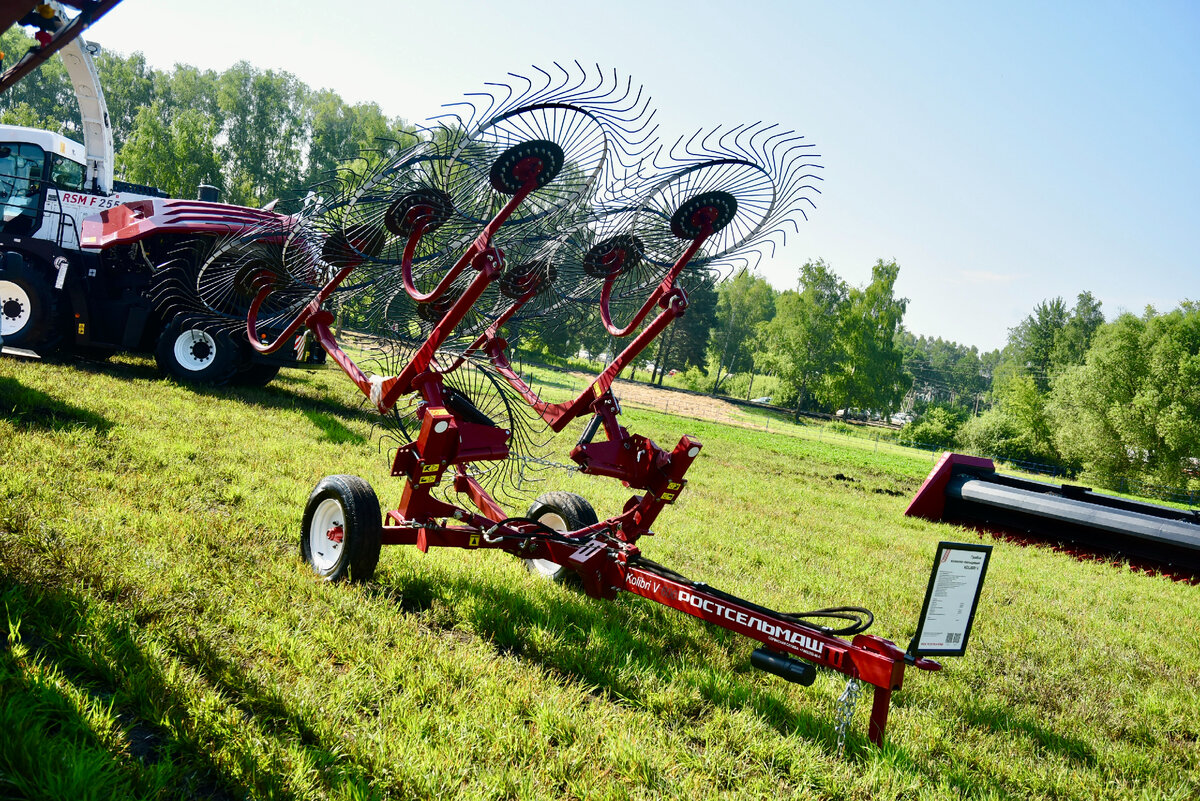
[0,124,153,245]
[0,16,321,386]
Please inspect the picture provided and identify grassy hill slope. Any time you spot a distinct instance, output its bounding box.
[1,355,1197,800]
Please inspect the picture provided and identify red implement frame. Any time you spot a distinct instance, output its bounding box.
[250,159,940,746]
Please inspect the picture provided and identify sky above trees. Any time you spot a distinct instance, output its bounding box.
[70,0,1200,352]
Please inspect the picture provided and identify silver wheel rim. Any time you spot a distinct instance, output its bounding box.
[308,497,344,573]
[527,510,567,579]
[0,280,32,336]
[172,328,218,371]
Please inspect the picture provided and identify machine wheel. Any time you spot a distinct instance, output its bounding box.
[524,491,598,581]
[154,318,239,385]
[300,475,382,583]
[233,361,281,387]
[0,261,58,352]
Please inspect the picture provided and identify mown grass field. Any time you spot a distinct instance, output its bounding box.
[1,354,1197,800]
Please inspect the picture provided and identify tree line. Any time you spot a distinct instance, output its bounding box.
[528,259,1197,494]
[0,26,412,208]
[3,32,1195,494]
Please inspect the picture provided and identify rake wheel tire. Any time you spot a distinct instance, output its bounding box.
[301,475,382,583]
[524,491,598,581]
[154,318,240,386]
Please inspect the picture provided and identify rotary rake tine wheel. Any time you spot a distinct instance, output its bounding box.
[316,71,660,415]
[150,222,305,343]
[288,142,469,300]
[586,124,822,337]
[209,65,948,750]
[435,62,659,226]
[439,103,595,228]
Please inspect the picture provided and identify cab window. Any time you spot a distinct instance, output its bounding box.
[0,143,46,233]
[50,154,86,192]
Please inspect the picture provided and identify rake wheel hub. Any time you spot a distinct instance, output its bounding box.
[384,188,456,236]
[582,234,644,279]
[416,293,459,324]
[322,223,386,267]
[670,191,738,239]
[489,139,565,194]
[500,260,556,299]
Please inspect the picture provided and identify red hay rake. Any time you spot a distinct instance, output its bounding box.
[188,65,940,747]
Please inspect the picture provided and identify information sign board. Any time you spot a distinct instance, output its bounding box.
[908,541,992,658]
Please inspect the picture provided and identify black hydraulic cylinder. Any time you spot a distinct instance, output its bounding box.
[576,413,603,447]
[750,647,816,686]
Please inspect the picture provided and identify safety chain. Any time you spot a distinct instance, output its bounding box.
[834,677,862,757]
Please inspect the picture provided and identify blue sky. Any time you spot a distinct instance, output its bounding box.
[86,1,1199,352]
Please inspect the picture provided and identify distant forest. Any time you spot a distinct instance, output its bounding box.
[2,28,1196,494]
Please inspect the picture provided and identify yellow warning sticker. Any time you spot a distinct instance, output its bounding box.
[419,475,436,484]
[422,463,439,473]
[667,481,682,490]
[77,323,85,335]
[469,534,480,547]
[660,492,675,502]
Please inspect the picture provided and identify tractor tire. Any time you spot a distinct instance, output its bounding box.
[0,260,59,353]
[154,318,239,386]
[523,491,599,581]
[300,475,382,583]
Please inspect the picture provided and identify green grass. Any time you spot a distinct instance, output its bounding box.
[1,354,1198,800]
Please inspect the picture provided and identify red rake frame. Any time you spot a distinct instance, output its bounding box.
[245,149,939,748]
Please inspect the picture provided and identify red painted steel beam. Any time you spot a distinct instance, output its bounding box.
[0,0,125,95]
[375,508,940,745]
[905,452,995,520]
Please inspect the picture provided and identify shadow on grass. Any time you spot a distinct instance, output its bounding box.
[962,701,1096,765]
[370,563,841,747]
[63,353,381,430]
[68,355,161,383]
[371,560,1071,797]
[189,373,392,433]
[0,578,240,800]
[303,409,367,445]
[0,376,112,433]
[0,572,383,801]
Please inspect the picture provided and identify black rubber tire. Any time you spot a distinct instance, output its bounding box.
[154,317,239,386]
[0,260,59,352]
[300,475,382,583]
[524,491,598,581]
[233,361,281,387]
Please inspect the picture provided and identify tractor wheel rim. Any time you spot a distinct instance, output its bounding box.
[309,498,344,572]
[173,328,218,371]
[528,510,567,577]
[0,280,32,336]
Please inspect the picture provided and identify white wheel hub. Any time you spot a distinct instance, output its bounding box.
[527,510,567,579]
[173,328,218,371]
[308,497,345,572]
[0,279,32,336]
